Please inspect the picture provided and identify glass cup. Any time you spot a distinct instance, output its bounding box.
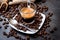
[19,2,36,24]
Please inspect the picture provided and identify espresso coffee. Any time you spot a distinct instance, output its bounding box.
[21,7,35,23]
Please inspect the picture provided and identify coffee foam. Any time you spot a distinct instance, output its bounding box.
[21,7,35,19]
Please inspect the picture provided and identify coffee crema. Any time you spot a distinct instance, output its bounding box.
[21,7,35,19]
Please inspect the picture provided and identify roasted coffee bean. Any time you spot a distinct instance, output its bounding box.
[0,26,2,29]
[48,37,51,40]
[3,22,6,25]
[14,33,19,39]
[50,30,54,33]
[26,36,30,40]
[7,35,10,38]
[3,22,9,25]
[54,27,57,31]
[0,3,54,40]
[48,12,53,17]
[5,22,9,24]
[44,37,47,40]
[3,32,7,36]
[4,25,8,29]
[22,28,27,31]
[4,19,6,21]
[42,6,48,12]
[0,18,3,21]
[43,31,47,35]
[37,32,42,36]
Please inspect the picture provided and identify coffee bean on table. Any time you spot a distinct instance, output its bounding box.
[3,32,7,36]
[4,19,6,21]
[26,35,30,40]
[54,27,57,31]
[4,25,8,29]
[0,26,2,29]
[48,12,53,17]
[42,6,48,12]
[0,18,3,21]
[50,30,54,33]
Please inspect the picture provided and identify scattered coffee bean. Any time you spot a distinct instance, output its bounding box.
[0,18,3,21]
[48,12,53,17]
[54,27,57,31]
[42,6,48,12]
[4,25,8,29]
[48,37,51,40]
[44,36,47,40]
[3,32,7,36]
[4,19,6,21]
[0,26,2,29]
[50,30,54,33]
[26,35,30,40]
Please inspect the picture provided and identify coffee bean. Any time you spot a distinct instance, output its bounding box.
[42,6,48,12]
[48,37,51,40]
[7,35,10,38]
[4,25,8,29]
[50,30,54,33]
[4,19,6,21]
[0,18,3,21]
[3,32,7,36]
[54,27,57,31]
[44,37,47,40]
[0,26,2,29]
[43,31,47,35]
[48,12,53,17]
[26,36,30,40]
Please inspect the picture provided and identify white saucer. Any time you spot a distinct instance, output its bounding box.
[9,13,46,34]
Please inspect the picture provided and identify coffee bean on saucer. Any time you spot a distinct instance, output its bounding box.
[3,22,9,25]
[19,27,23,30]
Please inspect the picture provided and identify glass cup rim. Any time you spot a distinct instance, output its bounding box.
[18,2,36,14]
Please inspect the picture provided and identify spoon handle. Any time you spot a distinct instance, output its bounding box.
[18,23,36,32]
[13,14,17,19]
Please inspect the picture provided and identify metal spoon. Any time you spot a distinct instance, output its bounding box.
[27,0,31,8]
[9,14,36,32]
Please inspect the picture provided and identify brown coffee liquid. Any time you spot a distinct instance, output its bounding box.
[21,7,35,23]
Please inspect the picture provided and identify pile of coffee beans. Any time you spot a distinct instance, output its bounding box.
[0,1,57,40]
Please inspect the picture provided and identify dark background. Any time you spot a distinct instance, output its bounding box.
[0,0,60,40]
